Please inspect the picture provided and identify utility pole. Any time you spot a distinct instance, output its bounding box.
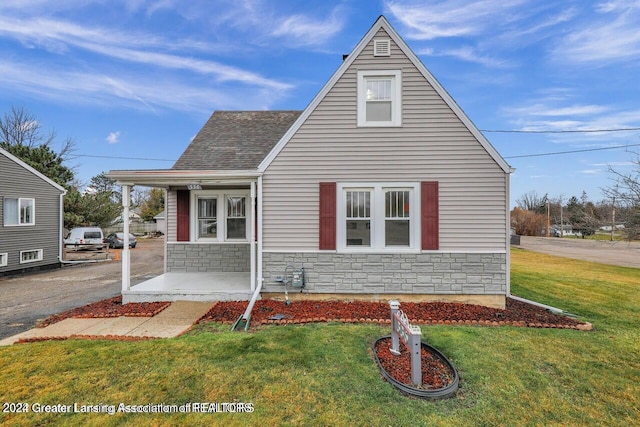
[611,197,616,241]
[546,200,550,238]
[559,196,564,238]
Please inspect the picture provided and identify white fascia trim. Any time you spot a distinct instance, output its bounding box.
[0,147,66,193]
[258,16,512,175]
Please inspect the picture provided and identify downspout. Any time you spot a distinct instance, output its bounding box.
[233,176,263,331]
[250,181,256,291]
[58,191,66,264]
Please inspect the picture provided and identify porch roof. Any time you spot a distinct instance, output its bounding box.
[106,168,261,187]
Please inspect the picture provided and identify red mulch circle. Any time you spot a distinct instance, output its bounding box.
[374,337,455,390]
[198,298,591,330]
[37,296,171,328]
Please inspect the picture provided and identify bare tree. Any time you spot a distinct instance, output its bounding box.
[603,153,640,240]
[516,190,548,213]
[0,106,75,161]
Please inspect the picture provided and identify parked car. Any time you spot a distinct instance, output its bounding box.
[64,227,104,247]
[104,232,137,249]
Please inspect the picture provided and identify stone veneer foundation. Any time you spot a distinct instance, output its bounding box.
[167,243,250,273]
[261,252,506,305]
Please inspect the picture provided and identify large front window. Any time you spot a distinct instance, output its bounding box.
[339,183,418,251]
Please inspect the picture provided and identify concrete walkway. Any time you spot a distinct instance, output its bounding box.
[0,301,213,346]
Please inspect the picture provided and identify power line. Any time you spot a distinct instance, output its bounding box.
[70,154,175,162]
[504,143,640,159]
[481,127,640,134]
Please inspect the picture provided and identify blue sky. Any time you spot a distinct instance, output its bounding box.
[1,0,639,206]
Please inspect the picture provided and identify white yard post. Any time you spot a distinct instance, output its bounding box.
[390,300,401,355]
[121,184,131,293]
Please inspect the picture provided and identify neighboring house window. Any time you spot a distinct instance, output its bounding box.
[20,249,43,264]
[226,196,246,240]
[0,253,7,267]
[190,191,250,242]
[357,70,402,127]
[338,183,419,251]
[3,197,35,226]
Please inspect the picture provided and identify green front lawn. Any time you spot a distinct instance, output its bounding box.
[1,250,639,426]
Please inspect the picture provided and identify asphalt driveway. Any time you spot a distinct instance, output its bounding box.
[515,236,640,268]
[0,237,164,340]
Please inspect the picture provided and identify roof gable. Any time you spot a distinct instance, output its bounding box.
[173,111,301,170]
[258,16,512,174]
[0,146,66,193]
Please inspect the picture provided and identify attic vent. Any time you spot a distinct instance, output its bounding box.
[373,39,391,57]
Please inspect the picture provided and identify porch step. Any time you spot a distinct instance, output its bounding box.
[123,290,254,304]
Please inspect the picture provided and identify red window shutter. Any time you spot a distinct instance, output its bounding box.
[319,182,336,250]
[176,190,190,242]
[421,182,439,250]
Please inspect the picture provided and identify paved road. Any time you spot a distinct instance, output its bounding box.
[515,236,640,268]
[0,238,164,340]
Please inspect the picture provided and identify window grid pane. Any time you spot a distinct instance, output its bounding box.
[385,191,410,219]
[227,197,246,218]
[346,191,370,219]
[366,79,391,101]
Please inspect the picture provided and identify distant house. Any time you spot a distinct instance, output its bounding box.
[0,147,66,275]
[153,210,166,235]
[108,16,513,308]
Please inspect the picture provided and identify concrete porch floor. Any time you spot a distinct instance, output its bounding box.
[123,272,254,303]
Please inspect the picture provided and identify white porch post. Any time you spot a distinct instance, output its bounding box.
[250,181,257,291]
[121,184,131,293]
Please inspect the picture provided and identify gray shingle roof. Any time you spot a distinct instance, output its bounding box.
[172,111,302,170]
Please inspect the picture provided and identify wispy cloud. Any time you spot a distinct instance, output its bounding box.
[554,2,640,63]
[106,131,120,144]
[0,59,288,113]
[384,0,536,40]
[0,16,291,91]
[419,45,512,67]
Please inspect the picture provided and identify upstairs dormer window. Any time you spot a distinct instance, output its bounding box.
[357,70,402,127]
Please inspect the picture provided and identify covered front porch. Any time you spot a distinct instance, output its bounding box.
[106,169,264,304]
[123,272,253,303]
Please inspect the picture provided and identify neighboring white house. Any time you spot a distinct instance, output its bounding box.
[108,16,513,308]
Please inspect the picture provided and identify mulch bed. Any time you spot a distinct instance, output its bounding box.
[36,296,591,330]
[198,298,591,330]
[36,296,171,328]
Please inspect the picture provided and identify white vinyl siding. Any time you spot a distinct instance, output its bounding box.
[262,27,507,252]
[167,190,177,242]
